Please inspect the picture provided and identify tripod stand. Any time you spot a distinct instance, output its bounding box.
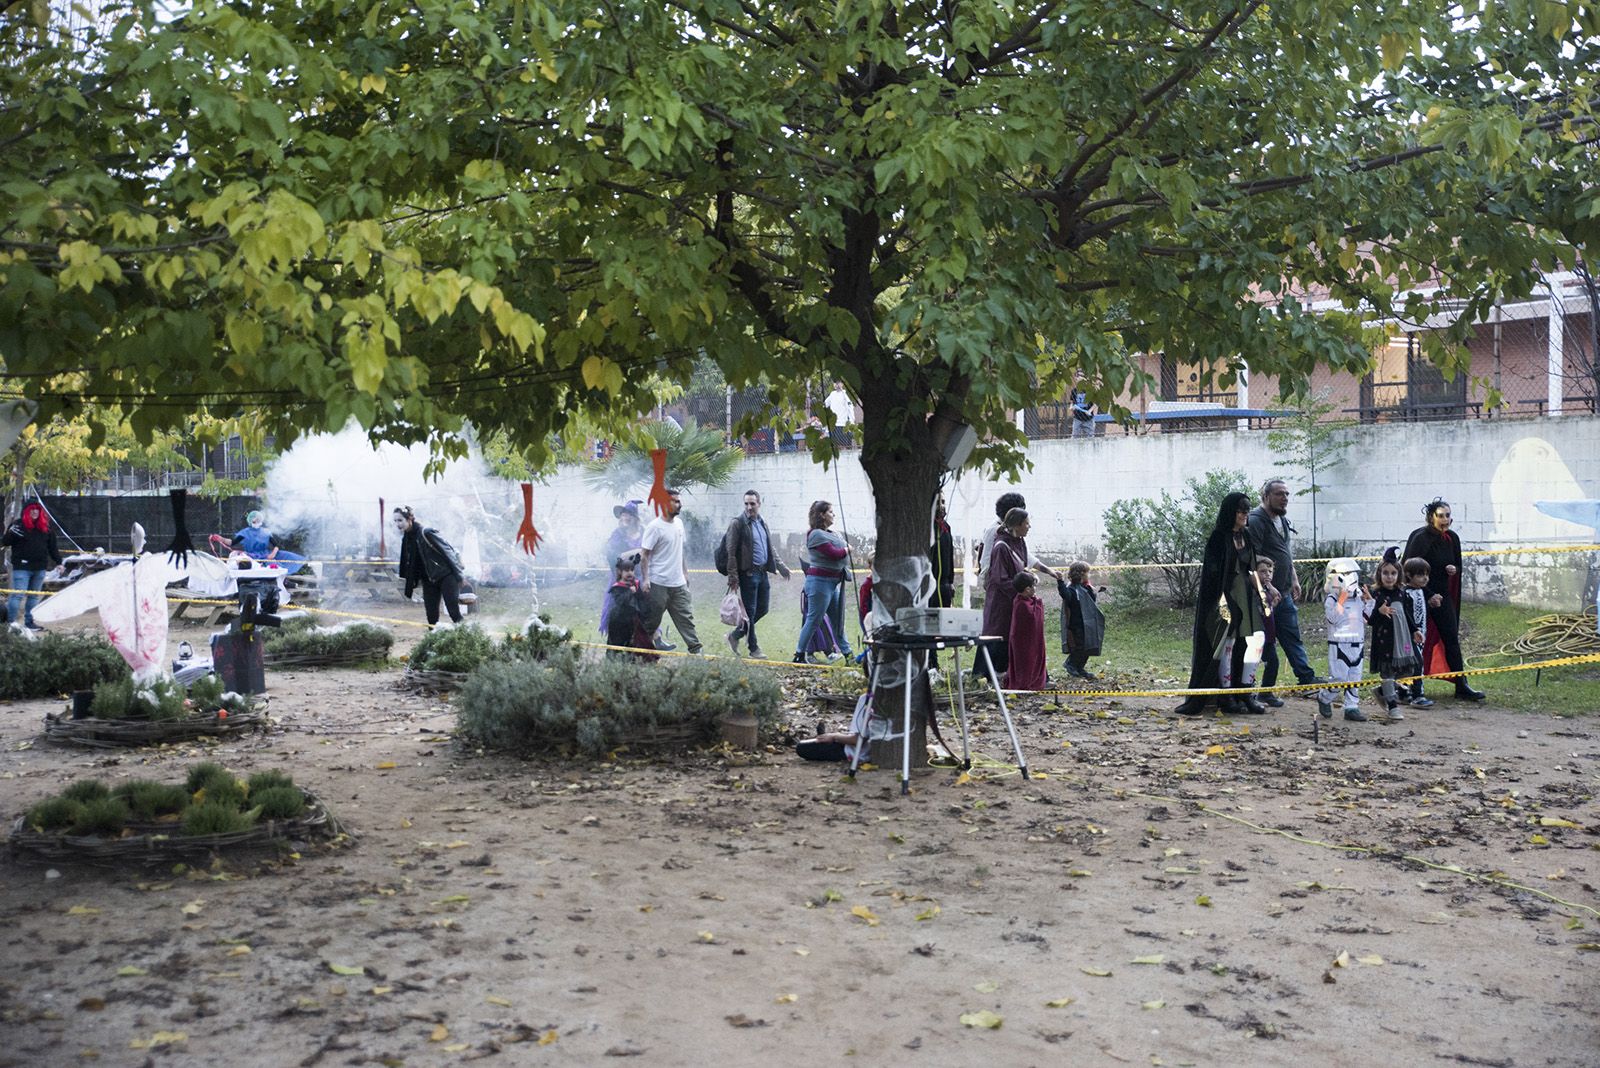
[849,631,1030,794]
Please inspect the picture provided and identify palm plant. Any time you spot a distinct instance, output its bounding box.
[581,418,743,497]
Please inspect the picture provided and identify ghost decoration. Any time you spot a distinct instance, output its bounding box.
[31,533,235,679]
[1534,499,1600,632]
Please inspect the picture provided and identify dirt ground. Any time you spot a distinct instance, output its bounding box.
[2,612,1597,1068]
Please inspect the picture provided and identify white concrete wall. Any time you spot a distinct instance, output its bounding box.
[539,418,1599,608]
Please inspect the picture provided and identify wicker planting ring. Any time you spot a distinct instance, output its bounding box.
[399,668,471,695]
[8,791,351,862]
[43,709,268,749]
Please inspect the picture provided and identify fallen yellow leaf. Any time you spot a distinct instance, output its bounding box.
[116,966,148,977]
[1130,954,1165,965]
[67,905,101,916]
[959,1010,1003,1029]
[443,1044,469,1053]
[1044,997,1075,1008]
[775,993,797,1004]
[1142,999,1166,1010]
[180,900,204,916]
[1081,966,1112,977]
[376,762,397,770]
[371,986,393,995]
[915,905,940,921]
[129,1032,187,1050]
[974,980,998,994]
[430,1023,449,1042]
[486,995,512,1007]
[328,963,365,977]
[1356,954,1384,966]
[1539,816,1580,829]
[1194,894,1212,907]
[1332,950,1350,968]
[850,905,880,927]
[538,1030,559,1046]
[697,931,716,943]
[226,945,252,957]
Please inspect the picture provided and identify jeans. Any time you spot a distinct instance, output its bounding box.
[7,569,45,627]
[828,579,853,656]
[645,583,701,654]
[1271,594,1317,683]
[732,570,770,653]
[796,574,841,656]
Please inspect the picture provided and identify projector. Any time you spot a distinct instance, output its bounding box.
[894,607,982,637]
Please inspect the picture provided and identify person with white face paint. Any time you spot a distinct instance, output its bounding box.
[393,505,464,627]
[1403,498,1486,702]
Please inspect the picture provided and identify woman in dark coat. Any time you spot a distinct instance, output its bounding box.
[1175,491,1267,716]
[393,505,464,626]
[980,508,1030,676]
[1403,498,1485,701]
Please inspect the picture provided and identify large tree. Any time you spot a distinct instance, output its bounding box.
[3,0,1597,578]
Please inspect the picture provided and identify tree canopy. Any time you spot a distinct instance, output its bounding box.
[3,0,1596,556]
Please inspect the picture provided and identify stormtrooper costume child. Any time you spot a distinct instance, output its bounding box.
[1318,558,1374,722]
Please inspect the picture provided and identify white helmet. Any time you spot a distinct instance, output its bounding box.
[1324,557,1361,595]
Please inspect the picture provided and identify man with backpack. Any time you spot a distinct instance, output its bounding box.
[719,489,790,659]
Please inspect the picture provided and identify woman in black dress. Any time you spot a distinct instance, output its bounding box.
[1403,498,1485,702]
[1175,491,1267,716]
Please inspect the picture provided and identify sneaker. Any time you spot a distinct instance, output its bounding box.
[808,652,831,664]
[1317,695,1334,719]
[725,630,743,657]
[1262,694,1286,708]
[1410,695,1435,708]
[825,652,844,664]
[748,647,766,661]
[793,652,806,664]
[1344,707,1368,722]
[1387,704,1404,722]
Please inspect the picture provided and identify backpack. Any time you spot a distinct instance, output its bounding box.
[713,534,731,576]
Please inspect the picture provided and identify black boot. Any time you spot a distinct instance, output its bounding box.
[1173,697,1210,716]
[1236,688,1268,715]
[1216,693,1242,715]
[1454,681,1486,702]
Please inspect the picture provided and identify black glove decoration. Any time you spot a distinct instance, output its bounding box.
[164,488,193,566]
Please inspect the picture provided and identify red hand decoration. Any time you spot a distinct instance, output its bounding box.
[647,449,671,517]
[515,482,543,556]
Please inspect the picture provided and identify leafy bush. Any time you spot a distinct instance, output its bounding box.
[264,617,393,662]
[408,623,497,672]
[457,650,782,758]
[1103,469,1252,608]
[253,785,306,820]
[187,673,250,714]
[500,613,572,662]
[26,797,81,832]
[69,797,127,836]
[0,627,129,698]
[182,801,256,836]
[113,780,190,820]
[185,761,233,795]
[89,676,187,721]
[247,769,296,795]
[21,763,307,840]
[62,779,111,804]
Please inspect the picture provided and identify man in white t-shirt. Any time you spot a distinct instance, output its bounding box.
[823,381,856,448]
[638,488,702,655]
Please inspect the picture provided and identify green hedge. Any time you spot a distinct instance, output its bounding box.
[264,616,394,661]
[0,627,130,699]
[408,615,570,673]
[457,649,780,758]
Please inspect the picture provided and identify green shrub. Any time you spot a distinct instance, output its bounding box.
[253,785,306,820]
[457,651,781,758]
[88,676,187,721]
[69,797,127,837]
[0,628,130,698]
[61,779,111,804]
[26,797,82,832]
[1103,468,1253,608]
[185,761,233,795]
[247,769,296,795]
[503,613,572,662]
[409,623,497,672]
[182,801,255,836]
[114,780,191,820]
[187,673,249,713]
[264,617,393,662]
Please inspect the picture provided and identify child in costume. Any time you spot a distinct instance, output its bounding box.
[1318,557,1374,722]
[1004,572,1048,690]
[1254,558,1286,707]
[1369,550,1424,721]
[1057,561,1105,680]
[604,557,654,659]
[1401,558,1434,708]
